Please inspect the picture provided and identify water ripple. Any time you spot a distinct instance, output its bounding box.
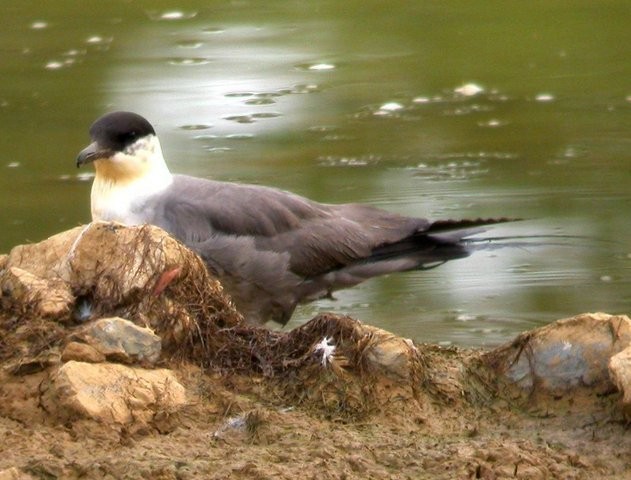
[179,124,212,131]
[317,155,381,167]
[167,57,210,66]
[147,10,198,21]
[411,160,489,181]
[244,97,276,105]
[176,40,203,49]
[295,62,336,71]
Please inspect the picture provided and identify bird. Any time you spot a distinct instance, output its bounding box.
[76,111,514,325]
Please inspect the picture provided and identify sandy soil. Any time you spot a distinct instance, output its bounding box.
[1,344,630,480]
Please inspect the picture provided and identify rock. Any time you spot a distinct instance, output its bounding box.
[60,341,106,363]
[485,313,631,396]
[42,361,187,424]
[0,468,20,480]
[0,467,32,480]
[0,223,242,369]
[0,267,74,319]
[362,329,417,380]
[608,346,631,418]
[71,317,162,364]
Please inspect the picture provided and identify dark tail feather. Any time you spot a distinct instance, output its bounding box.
[369,218,595,272]
[424,217,520,243]
[426,217,519,233]
[366,218,518,268]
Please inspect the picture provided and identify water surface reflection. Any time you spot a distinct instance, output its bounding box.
[0,1,629,346]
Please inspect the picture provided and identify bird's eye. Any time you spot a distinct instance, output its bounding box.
[118,131,137,144]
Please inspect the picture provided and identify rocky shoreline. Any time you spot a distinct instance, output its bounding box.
[1,224,629,479]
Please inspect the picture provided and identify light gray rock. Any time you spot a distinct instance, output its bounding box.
[72,317,161,364]
[487,312,631,395]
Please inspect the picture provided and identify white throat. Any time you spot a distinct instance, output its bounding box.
[90,135,173,225]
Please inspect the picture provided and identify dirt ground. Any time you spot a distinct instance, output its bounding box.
[1,340,631,480]
[1,224,630,479]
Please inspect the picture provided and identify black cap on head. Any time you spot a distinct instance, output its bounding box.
[89,111,156,152]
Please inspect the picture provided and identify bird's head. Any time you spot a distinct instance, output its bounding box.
[76,111,170,184]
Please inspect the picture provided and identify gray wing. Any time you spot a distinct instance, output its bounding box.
[151,175,433,278]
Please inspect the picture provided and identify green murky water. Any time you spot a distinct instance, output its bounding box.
[1,1,629,346]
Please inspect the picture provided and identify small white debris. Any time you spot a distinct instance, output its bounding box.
[403,338,418,352]
[535,93,555,102]
[454,83,484,96]
[478,118,504,128]
[561,340,572,351]
[314,336,336,367]
[76,172,94,182]
[374,102,404,116]
[7,162,20,168]
[413,96,431,104]
[30,21,48,30]
[64,49,85,57]
[213,414,247,439]
[379,102,404,112]
[159,11,194,20]
[45,61,63,70]
[600,275,612,283]
[162,11,185,20]
[86,36,104,44]
[74,297,93,322]
[308,63,335,71]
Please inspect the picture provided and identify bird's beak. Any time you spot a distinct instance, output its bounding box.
[76,141,111,168]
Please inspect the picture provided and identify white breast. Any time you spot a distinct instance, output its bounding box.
[91,180,158,225]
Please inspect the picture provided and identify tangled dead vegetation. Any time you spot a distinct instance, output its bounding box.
[0,223,426,416]
[0,223,241,373]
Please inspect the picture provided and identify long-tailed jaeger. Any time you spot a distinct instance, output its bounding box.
[77,111,514,325]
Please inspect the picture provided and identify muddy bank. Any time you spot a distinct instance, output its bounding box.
[0,224,630,479]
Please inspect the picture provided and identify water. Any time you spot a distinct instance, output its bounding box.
[1,1,629,347]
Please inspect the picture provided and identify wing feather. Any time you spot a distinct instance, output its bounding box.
[151,175,431,277]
